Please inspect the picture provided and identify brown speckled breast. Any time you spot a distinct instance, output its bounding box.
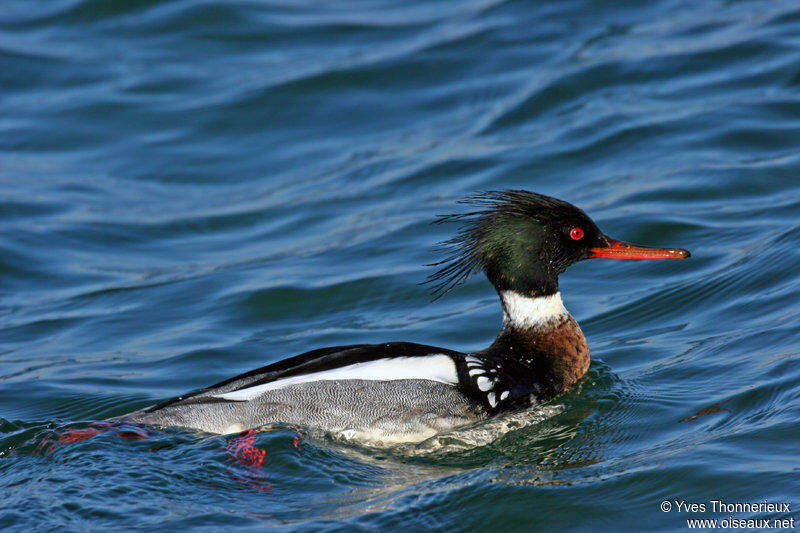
[534,315,590,391]
[485,314,590,399]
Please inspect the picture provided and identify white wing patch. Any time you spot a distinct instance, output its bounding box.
[487,392,497,407]
[213,355,458,401]
[476,376,493,392]
[469,359,513,407]
[465,355,504,406]
[465,356,482,368]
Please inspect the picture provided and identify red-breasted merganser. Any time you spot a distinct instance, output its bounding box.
[119,190,690,442]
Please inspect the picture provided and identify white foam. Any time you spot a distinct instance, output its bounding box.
[399,404,566,454]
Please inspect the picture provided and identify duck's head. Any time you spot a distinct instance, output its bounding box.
[429,190,690,298]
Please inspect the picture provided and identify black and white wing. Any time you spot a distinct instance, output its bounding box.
[457,355,549,413]
[143,342,466,413]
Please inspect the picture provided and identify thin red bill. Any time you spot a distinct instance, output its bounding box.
[590,236,690,260]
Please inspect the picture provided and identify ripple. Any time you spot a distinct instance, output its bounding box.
[3,0,800,529]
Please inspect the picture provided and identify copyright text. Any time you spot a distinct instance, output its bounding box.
[660,499,794,530]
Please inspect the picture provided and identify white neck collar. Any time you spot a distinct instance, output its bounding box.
[500,291,569,330]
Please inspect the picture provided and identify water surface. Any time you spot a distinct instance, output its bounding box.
[2,0,799,530]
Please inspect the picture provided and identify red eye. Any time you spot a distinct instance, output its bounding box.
[570,227,584,240]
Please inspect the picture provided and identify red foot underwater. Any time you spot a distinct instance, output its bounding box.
[37,422,106,455]
[35,422,152,455]
[225,429,272,492]
[31,422,272,492]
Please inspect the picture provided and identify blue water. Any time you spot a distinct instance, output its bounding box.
[2,0,799,530]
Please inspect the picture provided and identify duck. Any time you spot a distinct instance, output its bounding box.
[118,190,689,443]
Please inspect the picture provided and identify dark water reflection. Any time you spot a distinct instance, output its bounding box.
[2,0,800,530]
